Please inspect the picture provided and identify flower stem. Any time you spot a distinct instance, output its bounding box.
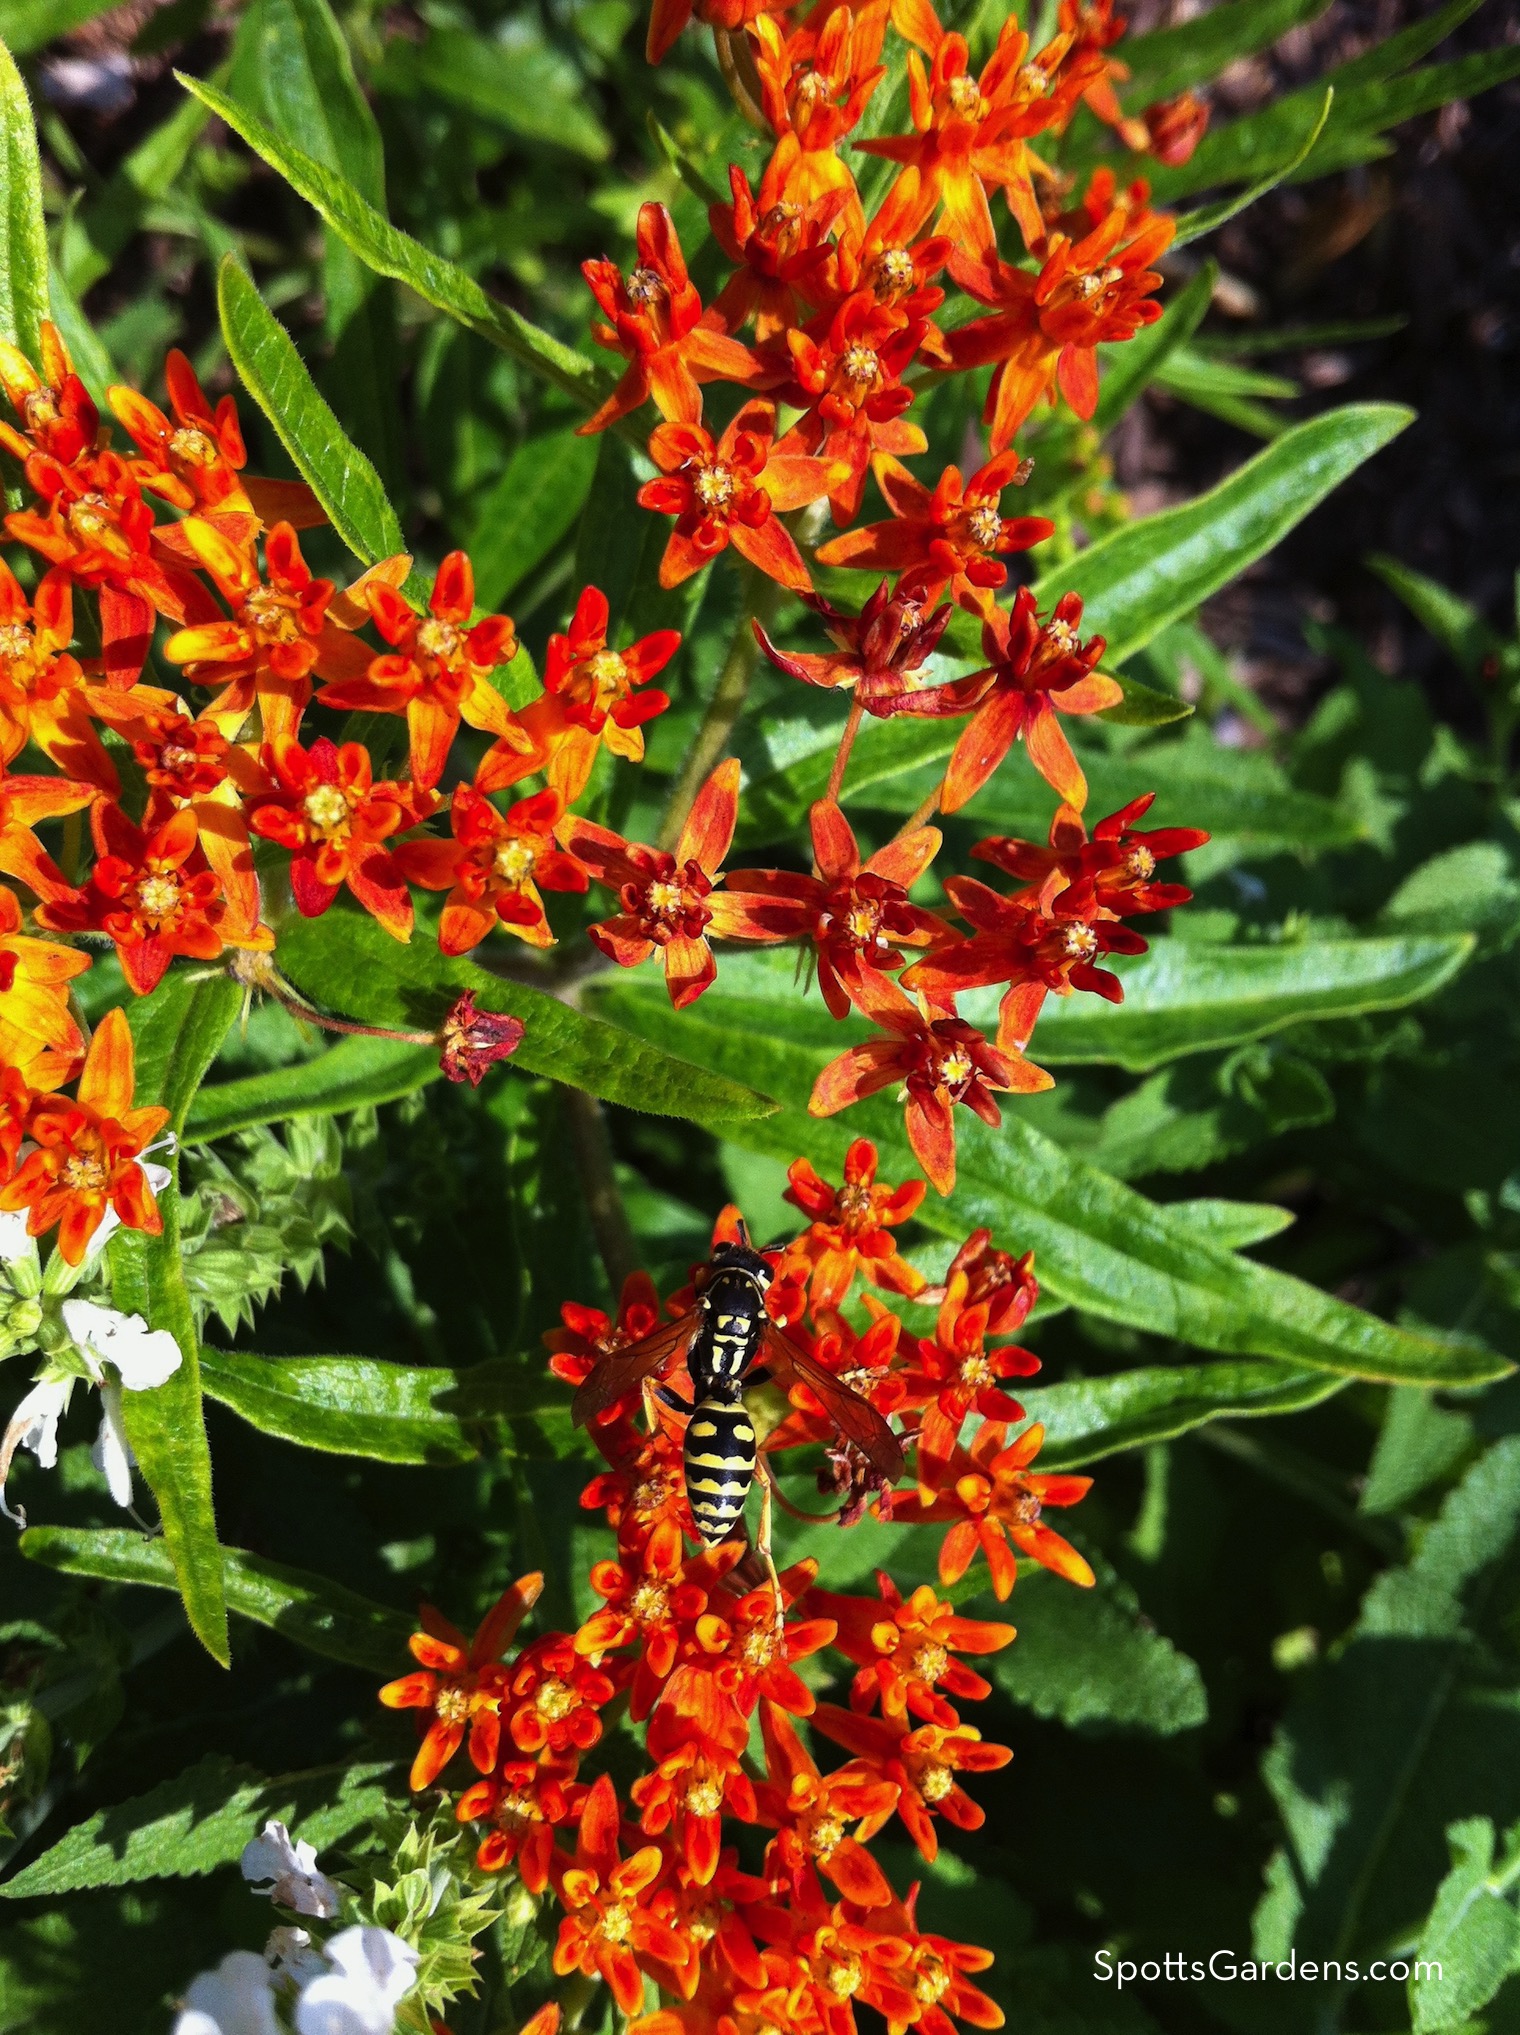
[825,695,865,806]
[561,1083,639,1295]
[656,563,775,853]
[894,776,945,839]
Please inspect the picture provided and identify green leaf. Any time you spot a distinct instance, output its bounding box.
[60,80,212,297]
[0,35,48,368]
[1031,404,1413,665]
[178,72,616,424]
[217,255,409,575]
[17,1528,414,1674]
[591,963,1509,1385]
[1094,261,1216,434]
[44,258,114,407]
[185,1034,437,1142]
[0,0,117,51]
[1014,933,1473,1072]
[1170,88,1334,249]
[1099,675,1194,728]
[1361,1389,1476,1520]
[1368,554,1505,681]
[108,975,243,1669]
[992,1552,1207,1735]
[1025,1357,1345,1470]
[375,26,610,162]
[1255,1438,1520,1968]
[1120,0,1332,101]
[274,899,775,1131]
[199,1347,562,1464]
[0,1753,393,1899]
[466,425,599,611]
[1410,1819,1520,2034]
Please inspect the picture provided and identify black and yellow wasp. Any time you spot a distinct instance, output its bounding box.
[572,1223,904,1586]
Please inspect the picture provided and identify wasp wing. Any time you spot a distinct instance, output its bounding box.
[760,1323,905,1488]
[571,1313,700,1428]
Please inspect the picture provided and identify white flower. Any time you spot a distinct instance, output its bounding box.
[92,1381,136,1509]
[172,1949,283,2035]
[0,1211,36,1266]
[62,1298,183,1389]
[241,1820,341,1920]
[294,1926,419,2035]
[0,1375,70,1525]
[266,1925,328,1991]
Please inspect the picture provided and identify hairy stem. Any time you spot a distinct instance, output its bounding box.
[825,694,865,807]
[894,776,945,839]
[561,1083,639,1295]
[656,563,775,853]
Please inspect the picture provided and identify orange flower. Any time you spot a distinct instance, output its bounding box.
[562,758,749,1008]
[782,292,928,522]
[108,350,254,518]
[0,559,116,791]
[779,1138,927,1312]
[164,520,372,742]
[811,1704,1011,1860]
[481,584,680,807]
[581,204,761,434]
[0,766,98,904]
[686,1551,837,1719]
[379,1572,544,1790]
[395,784,587,956]
[809,966,1051,1196]
[754,1700,898,1907]
[581,1415,695,1563]
[859,8,1094,255]
[0,1006,169,1264]
[971,791,1209,918]
[551,1773,687,2014]
[316,551,527,790]
[637,401,842,594]
[35,803,253,997]
[0,884,88,1079]
[575,1534,710,1722]
[814,451,1051,610]
[890,1418,1094,1599]
[630,1703,758,1886]
[929,1228,1037,1338]
[807,1573,1015,1727]
[752,9,887,222]
[947,175,1174,445]
[754,581,972,721]
[895,1268,1041,1457]
[247,734,427,941]
[456,1758,581,1889]
[508,1634,616,1759]
[719,799,953,1022]
[547,1269,668,1420]
[940,588,1123,814]
[0,323,102,470]
[865,1885,1006,2035]
[746,1872,918,2035]
[709,160,844,343]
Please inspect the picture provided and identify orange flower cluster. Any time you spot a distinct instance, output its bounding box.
[382,1155,1096,2034]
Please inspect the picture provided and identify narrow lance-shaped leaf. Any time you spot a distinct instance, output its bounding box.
[178,72,623,428]
[0,34,48,367]
[1025,1357,1347,1469]
[109,975,244,1668]
[186,1034,438,1143]
[1170,88,1334,249]
[18,1526,416,1674]
[1119,0,1332,101]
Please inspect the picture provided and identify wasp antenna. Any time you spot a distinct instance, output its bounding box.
[735,1215,753,1247]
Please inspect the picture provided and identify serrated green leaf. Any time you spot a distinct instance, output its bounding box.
[1014,934,1473,1071]
[1094,261,1216,434]
[0,36,48,369]
[217,255,413,585]
[375,26,610,162]
[273,899,775,1130]
[992,1552,1206,1735]
[1120,0,1332,101]
[0,1754,393,1899]
[178,71,617,424]
[1410,1819,1520,2034]
[17,1528,414,1673]
[199,1347,562,1463]
[186,1035,437,1143]
[590,964,1509,1385]
[107,975,243,1669]
[1026,1357,1344,1470]
[466,426,599,610]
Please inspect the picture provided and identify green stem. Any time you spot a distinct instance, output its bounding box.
[560,1083,638,1295]
[894,777,945,840]
[656,563,775,853]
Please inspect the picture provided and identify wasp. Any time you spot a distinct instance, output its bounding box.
[572,1223,904,1600]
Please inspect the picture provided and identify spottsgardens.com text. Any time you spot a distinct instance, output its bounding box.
[1095,1950,1442,1989]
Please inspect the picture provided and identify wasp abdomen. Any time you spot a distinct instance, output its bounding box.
[683,1399,756,1546]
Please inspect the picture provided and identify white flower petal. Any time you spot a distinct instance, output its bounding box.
[177,1949,283,2035]
[294,1927,418,2035]
[265,1925,327,1991]
[61,1298,182,1390]
[92,1384,136,1510]
[0,1377,70,1526]
[241,1819,340,1919]
[0,1210,36,1265]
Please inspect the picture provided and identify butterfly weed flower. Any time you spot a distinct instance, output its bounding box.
[379,1571,545,1790]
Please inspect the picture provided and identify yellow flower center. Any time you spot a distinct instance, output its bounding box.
[630,1579,670,1625]
[303,785,352,833]
[742,1619,781,1668]
[243,586,301,644]
[965,504,1002,548]
[825,1954,864,1998]
[493,837,538,886]
[1074,265,1125,301]
[495,1790,537,1833]
[644,878,685,920]
[843,899,882,945]
[694,462,737,511]
[907,1638,949,1684]
[1062,922,1097,961]
[1045,618,1080,655]
[135,872,182,921]
[945,74,983,115]
[22,389,60,432]
[873,247,916,295]
[434,1686,471,1727]
[959,1351,992,1390]
[0,623,33,665]
[62,1151,107,1193]
[808,1812,846,1856]
[938,1047,975,1092]
[587,649,629,703]
[599,1899,635,1944]
[169,424,219,468]
[534,1677,576,1722]
[841,344,880,386]
[417,617,465,665]
[67,495,114,543]
[919,1759,954,1803]
[915,1957,953,2005]
[685,1774,724,1818]
[1126,845,1156,878]
[626,266,664,305]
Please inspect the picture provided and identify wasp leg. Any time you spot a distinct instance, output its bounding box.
[755,1456,785,1639]
[655,1384,694,1415]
